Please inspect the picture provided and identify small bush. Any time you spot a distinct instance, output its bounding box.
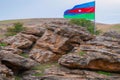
[69,19,101,35]
[5,22,25,36]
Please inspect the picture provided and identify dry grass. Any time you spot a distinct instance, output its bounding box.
[96,23,120,33]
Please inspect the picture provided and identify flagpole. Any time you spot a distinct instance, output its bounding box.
[94,0,96,34]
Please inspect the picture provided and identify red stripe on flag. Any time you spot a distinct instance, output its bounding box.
[68,7,95,13]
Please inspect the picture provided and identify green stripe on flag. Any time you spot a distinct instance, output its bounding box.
[64,13,95,20]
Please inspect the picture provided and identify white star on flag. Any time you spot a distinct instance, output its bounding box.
[78,10,82,12]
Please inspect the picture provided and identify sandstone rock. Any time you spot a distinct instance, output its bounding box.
[0,50,36,73]
[30,30,74,63]
[59,36,120,72]
[103,31,120,39]
[29,24,93,63]
[30,49,61,63]
[2,33,38,49]
[0,63,14,80]
[33,30,72,54]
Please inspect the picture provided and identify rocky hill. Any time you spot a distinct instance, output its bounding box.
[0,18,120,38]
[0,19,120,80]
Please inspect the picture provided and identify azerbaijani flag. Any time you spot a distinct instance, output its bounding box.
[64,1,95,20]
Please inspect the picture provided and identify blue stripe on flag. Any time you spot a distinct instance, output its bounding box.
[73,1,95,9]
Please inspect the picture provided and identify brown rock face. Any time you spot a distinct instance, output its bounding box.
[33,30,71,54]
[59,36,120,72]
[30,23,93,63]
[29,30,73,63]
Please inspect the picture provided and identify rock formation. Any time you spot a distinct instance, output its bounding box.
[0,19,119,80]
[59,35,120,72]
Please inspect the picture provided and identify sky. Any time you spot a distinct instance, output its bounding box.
[0,0,120,24]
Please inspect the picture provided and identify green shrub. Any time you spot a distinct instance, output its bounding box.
[5,22,25,36]
[0,43,7,47]
[97,71,112,76]
[32,73,44,77]
[19,53,29,58]
[69,19,101,35]
[79,51,86,56]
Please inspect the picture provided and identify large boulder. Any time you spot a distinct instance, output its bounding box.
[59,36,120,72]
[0,49,37,73]
[30,24,93,63]
[2,33,38,49]
[30,30,71,63]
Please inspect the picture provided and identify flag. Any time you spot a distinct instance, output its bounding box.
[64,1,95,20]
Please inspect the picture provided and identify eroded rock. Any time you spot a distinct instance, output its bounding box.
[30,49,61,63]
[0,50,37,73]
[59,36,120,72]
[32,30,72,54]
[30,24,93,63]
[43,66,120,80]
[2,33,38,49]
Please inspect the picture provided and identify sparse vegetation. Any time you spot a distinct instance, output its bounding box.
[15,76,22,80]
[79,51,86,56]
[5,22,25,36]
[69,19,101,35]
[32,63,58,77]
[97,71,112,76]
[0,43,7,47]
[19,53,29,58]
[32,72,44,77]
[32,63,58,71]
